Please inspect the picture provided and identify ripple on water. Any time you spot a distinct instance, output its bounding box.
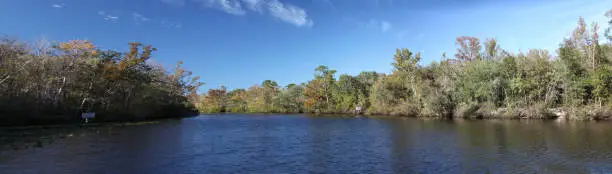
[1,115,612,173]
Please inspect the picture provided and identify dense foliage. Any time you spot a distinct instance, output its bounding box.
[0,39,202,125]
[198,13,612,120]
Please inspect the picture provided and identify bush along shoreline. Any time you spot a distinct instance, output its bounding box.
[197,14,612,120]
[0,40,202,126]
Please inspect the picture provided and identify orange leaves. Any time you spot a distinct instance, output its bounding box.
[454,36,481,61]
[303,79,325,110]
[58,40,97,56]
[230,90,247,101]
[118,42,156,70]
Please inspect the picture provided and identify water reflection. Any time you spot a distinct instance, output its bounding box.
[1,115,612,173]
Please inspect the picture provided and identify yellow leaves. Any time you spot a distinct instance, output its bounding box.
[58,40,97,56]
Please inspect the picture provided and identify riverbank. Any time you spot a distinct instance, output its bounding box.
[201,106,612,121]
[449,105,612,121]
[0,109,199,127]
[0,119,176,130]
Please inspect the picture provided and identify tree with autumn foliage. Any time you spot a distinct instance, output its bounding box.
[303,65,337,113]
[199,86,228,113]
[0,39,201,126]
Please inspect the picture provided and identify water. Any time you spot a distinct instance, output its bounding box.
[2,114,612,173]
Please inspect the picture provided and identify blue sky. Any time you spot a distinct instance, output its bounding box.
[1,0,610,91]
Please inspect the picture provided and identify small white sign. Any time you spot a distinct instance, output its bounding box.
[355,107,362,112]
[81,112,95,119]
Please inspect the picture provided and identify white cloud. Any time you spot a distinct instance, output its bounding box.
[104,15,119,22]
[241,0,264,12]
[195,0,246,15]
[162,0,186,6]
[266,0,313,27]
[133,13,152,23]
[51,3,64,8]
[98,11,119,22]
[190,0,312,27]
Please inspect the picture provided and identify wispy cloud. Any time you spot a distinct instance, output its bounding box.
[241,0,264,12]
[133,12,152,24]
[267,0,313,27]
[161,0,186,6]
[104,15,119,22]
[196,0,246,15]
[51,3,65,8]
[184,0,312,27]
[98,11,119,22]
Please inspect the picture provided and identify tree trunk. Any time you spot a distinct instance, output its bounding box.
[599,97,602,108]
[55,76,66,107]
[79,97,88,113]
[78,82,94,113]
[124,90,132,110]
[324,82,330,111]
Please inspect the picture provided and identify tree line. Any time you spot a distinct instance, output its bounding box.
[198,12,612,120]
[0,39,202,126]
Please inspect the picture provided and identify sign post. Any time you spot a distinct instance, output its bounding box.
[81,112,95,124]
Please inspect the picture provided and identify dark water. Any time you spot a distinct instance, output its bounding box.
[2,114,612,173]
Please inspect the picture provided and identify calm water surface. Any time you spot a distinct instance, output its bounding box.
[1,114,612,173]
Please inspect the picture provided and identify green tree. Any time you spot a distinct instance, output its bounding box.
[335,74,366,112]
[589,65,612,107]
[227,89,248,112]
[304,65,337,113]
[392,48,422,102]
[483,38,501,60]
[275,84,305,113]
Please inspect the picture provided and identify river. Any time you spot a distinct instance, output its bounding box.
[1,114,612,173]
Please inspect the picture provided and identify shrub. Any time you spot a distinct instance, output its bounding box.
[518,103,556,119]
[454,102,480,118]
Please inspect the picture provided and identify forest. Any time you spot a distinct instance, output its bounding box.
[2,12,611,126]
[198,12,612,120]
[0,39,202,126]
